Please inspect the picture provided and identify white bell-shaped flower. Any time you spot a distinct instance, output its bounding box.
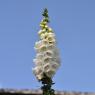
[43,56,52,65]
[36,53,43,60]
[32,66,43,80]
[34,41,42,50]
[43,62,59,78]
[32,66,43,75]
[46,70,55,78]
[33,59,43,66]
[44,50,54,57]
[51,62,60,70]
[39,44,47,52]
[43,63,51,71]
[43,63,56,78]
[36,73,44,80]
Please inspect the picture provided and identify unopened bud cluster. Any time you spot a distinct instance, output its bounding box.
[33,16,60,80]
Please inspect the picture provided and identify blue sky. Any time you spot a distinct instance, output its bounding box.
[0,0,95,92]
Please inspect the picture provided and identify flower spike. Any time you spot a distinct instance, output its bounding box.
[33,8,61,95]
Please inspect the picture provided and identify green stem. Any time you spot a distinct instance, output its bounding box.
[40,73,55,95]
[40,9,54,95]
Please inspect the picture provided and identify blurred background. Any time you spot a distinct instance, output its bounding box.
[0,0,95,92]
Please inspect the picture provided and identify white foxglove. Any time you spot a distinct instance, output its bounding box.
[33,11,60,80]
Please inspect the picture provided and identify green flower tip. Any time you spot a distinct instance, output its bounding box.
[42,8,48,17]
[42,8,49,23]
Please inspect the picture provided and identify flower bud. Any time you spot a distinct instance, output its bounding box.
[45,69,55,78]
[40,24,45,29]
[48,28,53,32]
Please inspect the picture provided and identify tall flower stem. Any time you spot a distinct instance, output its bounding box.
[33,8,60,95]
[40,73,55,95]
[41,9,55,95]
